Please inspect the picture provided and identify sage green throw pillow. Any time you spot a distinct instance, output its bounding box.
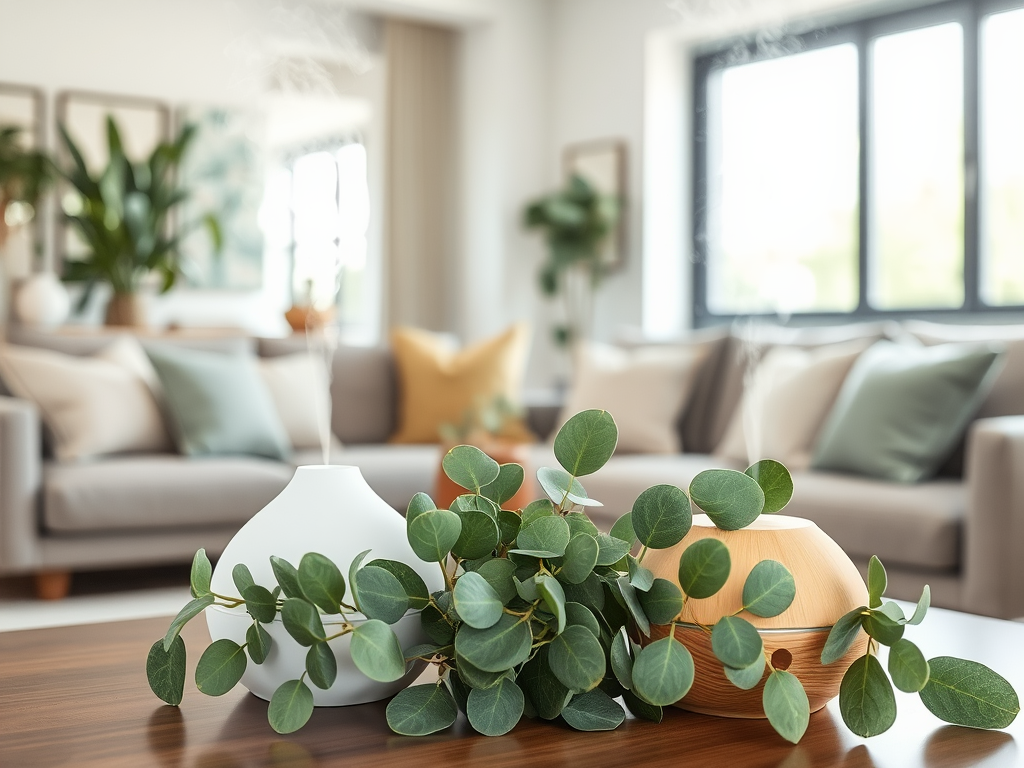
[811,340,1004,483]
[146,345,290,460]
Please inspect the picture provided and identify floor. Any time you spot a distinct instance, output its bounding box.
[0,564,192,632]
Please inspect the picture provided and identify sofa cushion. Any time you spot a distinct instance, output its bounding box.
[290,444,441,513]
[43,456,292,533]
[786,470,964,571]
[259,338,397,445]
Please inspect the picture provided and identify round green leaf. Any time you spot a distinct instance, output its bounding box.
[451,508,501,560]
[553,409,618,477]
[821,606,867,665]
[270,556,302,599]
[562,571,606,613]
[537,467,602,508]
[305,642,338,690]
[147,635,186,706]
[632,636,695,706]
[742,560,796,618]
[522,498,554,526]
[518,647,571,720]
[163,594,214,652]
[631,484,692,549]
[242,584,277,624]
[516,515,571,557]
[637,578,684,625]
[195,638,247,696]
[451,493,501,521]
[480,463,526,506]
[561,534,599,584]
[627,555,655,592]
[536,573,567,634]
[565,601,600,638]
[268,679,314,734]
[407,508,463,563]
[406,491,436,523]
[744,460,793,515]
[453,571,504,629]
[191,548,212,597]
[497,510,522,547]
[863,609,905,646]
[610,629,633,690]
[350,619,406,682]
[443,444,500,492]
[455,613,533,673]
[725,655,765,690]
[610,511,638,546]
[354,565,409,624]
[677,538,731,599]
[920,656,1020,729]
[867,555,887,609]
[561,689,625,731]
[594,533,631,566]
[623,689,663,723]
[298,552,347,614]
[548,624,606,692]
[454,655,509,689]
[231,563,255,595]
[246,622,272,665]
[887,639,929,693]
[839,654,897,737]
[367,558,430,610]
[467,677,525,736]
[711,616,764,669]
[281,598,326,647]
[565,511,600,538]
[689,469,765,530]
[474,557,518,604]
[763,670,810,744]
[387,683,458,736]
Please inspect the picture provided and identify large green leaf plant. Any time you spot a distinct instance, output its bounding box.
[0,125,56,247]
[149,410,1019,742]
[58,116,221,310]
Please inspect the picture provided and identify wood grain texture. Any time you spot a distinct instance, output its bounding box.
[643,514,870,629]
[1,612,1022,768]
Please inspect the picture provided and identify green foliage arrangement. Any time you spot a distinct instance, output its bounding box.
[523,175,618,346]
[57,116,221,310]
[147,410,1019,743]
[0,125,56,246]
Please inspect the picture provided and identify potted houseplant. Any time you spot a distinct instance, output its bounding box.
[0,125,54,251]
[146,410,1019,742]
[57,116,222,326]
[523,175,618,347]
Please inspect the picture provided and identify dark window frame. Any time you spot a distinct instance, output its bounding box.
[691,0,1024,327]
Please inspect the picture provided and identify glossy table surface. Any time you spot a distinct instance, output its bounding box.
[1,607,1022,768]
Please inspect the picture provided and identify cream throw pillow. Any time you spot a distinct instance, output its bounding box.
[0,339,172,461]
[714,339,869,470]
[558,342,711,454]
[258,354,339,451]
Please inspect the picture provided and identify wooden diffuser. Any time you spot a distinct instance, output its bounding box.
[642,514,869,719]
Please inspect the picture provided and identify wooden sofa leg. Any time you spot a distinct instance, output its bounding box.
[35,571,72,600]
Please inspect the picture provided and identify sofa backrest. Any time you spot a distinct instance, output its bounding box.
[257,338,396,444]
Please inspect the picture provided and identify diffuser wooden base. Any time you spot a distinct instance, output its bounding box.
[642,514,870,719]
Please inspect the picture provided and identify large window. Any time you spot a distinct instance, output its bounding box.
[693,0,1024,323]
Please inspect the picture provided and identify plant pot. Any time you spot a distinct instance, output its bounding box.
[642,513,869,718]
[13,271,70,328]
[206,465,444,706]
[434,438,535,510]
[105,292,146,327]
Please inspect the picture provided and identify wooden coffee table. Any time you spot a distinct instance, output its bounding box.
[2,607,1022,767]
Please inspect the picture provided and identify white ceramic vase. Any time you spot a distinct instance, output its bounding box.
[206,464,443,706]
[14,271,70,328]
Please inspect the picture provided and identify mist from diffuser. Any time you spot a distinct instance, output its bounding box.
[206,465,443,705]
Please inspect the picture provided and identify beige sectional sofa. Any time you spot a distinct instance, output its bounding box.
[1,322,1023,620]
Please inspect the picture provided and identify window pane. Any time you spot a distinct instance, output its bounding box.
[981,8,1024,306]
[706,43,859,315]
[870,23,964,309]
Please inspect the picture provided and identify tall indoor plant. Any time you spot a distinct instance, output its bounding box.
[0,125,55,251]
[58,116,221,326]
[523,174,618,347]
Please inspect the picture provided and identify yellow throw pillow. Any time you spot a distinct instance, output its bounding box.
[390,324,532,444]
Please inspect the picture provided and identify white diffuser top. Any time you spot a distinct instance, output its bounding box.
[210,465,443,601]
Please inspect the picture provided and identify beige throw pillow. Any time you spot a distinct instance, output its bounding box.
[259,354,339,451]
[558,342,711,454]
[714,339,869,470]
[0,339,172,461]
